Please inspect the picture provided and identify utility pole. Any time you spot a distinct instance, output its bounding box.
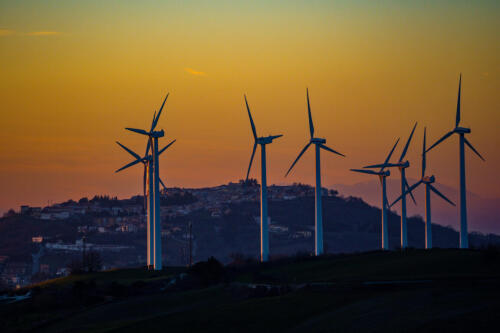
[188,221,193,267]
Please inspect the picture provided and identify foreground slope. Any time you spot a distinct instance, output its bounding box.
[1,249,500,332]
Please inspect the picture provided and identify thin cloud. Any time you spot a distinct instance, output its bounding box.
[0,29,15,36]
[184,68,207,76]
[26,31,61,36]
[0,30,62,36]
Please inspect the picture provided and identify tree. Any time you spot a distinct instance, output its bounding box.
[3,209,16,218]
[78,197,89,204]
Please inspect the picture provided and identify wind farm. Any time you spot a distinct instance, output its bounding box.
[108,77,485,266]
[1,1,499,332]
[363,123,417,249]
[391,127,455,249]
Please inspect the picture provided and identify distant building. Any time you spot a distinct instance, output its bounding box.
[119,224,138,233]
[32,236,44,243]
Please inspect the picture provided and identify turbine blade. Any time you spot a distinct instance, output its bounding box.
[350,169,379,176]
[385,192,391,211]
[246,142,257,181]
[456,74,461,128]
[159,178,167,190]
[390,180,423,207]
[145,139,151,156]
[405,179,417,205]
[363,163,398,169]
[285,142,311,177]
[158,139,176,156]
[126,128,150,136]
[464,137,485,161]
[430,184,456,206]
[319,144,345,157]
[116,141,141,160]
[150,111,157,132]
[270,134,283,140]
[148,137,154,157]
[381,138,400,171]
[306,88,314,138]
[244,95,257,140]
[115,158,142,173]
[426,130,454,153]
[152,93,169,131]
[422,127,427,178]
[399,122,418,162]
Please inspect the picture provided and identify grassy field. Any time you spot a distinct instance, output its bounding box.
[1,249,499,332]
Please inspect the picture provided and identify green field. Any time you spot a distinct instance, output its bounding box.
[2,249,500,332]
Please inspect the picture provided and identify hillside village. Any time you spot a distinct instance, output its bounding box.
[1,181,333,289]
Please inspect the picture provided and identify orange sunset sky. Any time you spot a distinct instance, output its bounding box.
[1,1,499,214]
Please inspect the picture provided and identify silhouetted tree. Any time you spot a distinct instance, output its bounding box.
[3,209,16,218]
[189,257,225,286]
[78,197,89,204]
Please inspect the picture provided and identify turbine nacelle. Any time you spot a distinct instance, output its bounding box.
[423,175,435,184]
[151,130,165,138]
[257,135,282,145]
[310,137,326,144]
[398,161,410,169]
[125,128,165,138]
[454,127,471,134]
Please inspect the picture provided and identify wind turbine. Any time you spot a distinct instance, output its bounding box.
[391,127,455,249]
[285,89,345,256]
[115,139,174,268]
[123,93,175,270]
[351,138,400,250]
[363,123,418,249]
[243,95,282,262]
[425,75,485,249]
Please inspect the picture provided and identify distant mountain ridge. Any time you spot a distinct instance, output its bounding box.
[332,179,500,235]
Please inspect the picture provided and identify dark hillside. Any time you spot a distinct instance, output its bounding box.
[1,249,500,333]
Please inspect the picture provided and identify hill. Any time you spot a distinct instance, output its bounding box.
[1,249,500,332]
[333,179,500,234]
[1,183,500,283]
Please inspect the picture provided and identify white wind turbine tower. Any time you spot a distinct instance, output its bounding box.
[115,139,174,268]
[425,75,485,249]
[351,138,399,250]
[285,89,345,256]
[363,123,418,249]
[243,95,282,262]
[391,127,455,249]
[119,93,175,270]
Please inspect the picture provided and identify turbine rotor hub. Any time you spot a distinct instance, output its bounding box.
[423,175,435,183]
[257,137,273,144]
[398,161,410,169]
[311,137,326,144]
[454,127,471,134]
[150,130,165,138]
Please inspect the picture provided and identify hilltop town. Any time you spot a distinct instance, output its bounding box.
[1,181,336,289]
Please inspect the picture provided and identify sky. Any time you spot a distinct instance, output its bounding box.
[1,0,499,214]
